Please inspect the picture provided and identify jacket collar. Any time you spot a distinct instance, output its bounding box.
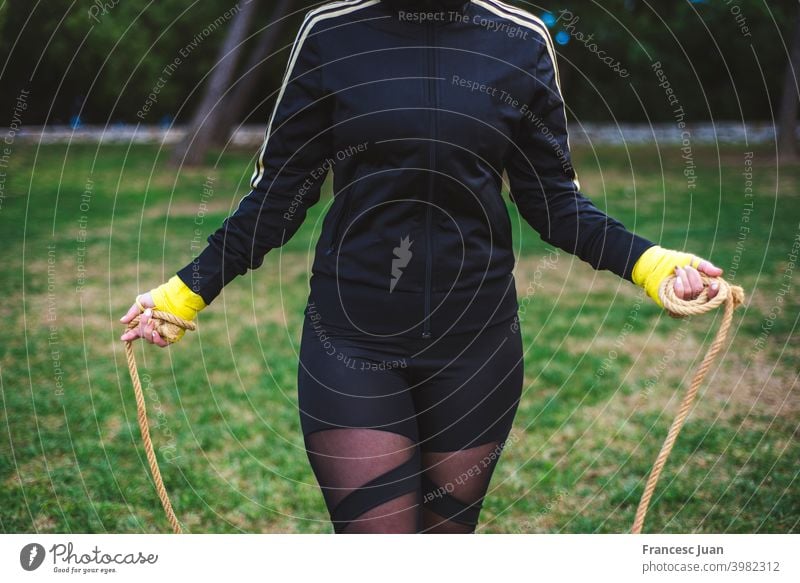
[381,0,471,14]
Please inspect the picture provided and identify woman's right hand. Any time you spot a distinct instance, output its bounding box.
[119,292,170,347]
[632,245,723,309]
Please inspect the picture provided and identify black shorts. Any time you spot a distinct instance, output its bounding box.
[297,304,524,452]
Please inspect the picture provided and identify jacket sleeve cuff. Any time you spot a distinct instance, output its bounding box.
[619,233,658,283]
[176,243,228,305]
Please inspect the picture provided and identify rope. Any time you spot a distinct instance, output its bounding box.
[120,275,743,534]
[124,309,196,534]
[631,274,745,534]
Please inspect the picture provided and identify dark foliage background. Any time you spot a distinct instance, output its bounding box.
[0,1,796,126]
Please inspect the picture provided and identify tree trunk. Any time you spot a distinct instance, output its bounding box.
[778,7,800,162]
[171,0,259,167]
[212,0,294,145]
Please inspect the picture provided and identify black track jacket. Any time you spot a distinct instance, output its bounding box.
[177,0,655,338]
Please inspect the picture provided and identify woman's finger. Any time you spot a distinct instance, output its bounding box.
[673,266,686,299]
[152,329,169,348]
[120,328,140,342]
[684,266,704,298]
[697,259,722,299]
[121,307,146,342]
[120,302,141,324]
[675,266,694,300]
[697,259,723,277]
[139,309,152,342]
[120,311,169,347]
[679,266,691,294]
[144,322,156,345]
[707,280,720,300]
[120,291,156,324]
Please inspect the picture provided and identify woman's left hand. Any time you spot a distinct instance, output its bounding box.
[673,261,724,301]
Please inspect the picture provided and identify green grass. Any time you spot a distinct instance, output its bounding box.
[1,141,797,533]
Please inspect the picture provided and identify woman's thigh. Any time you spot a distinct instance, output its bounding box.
[297,314,419,441]
[410,318,524,532]
[296,315,423,532]
[411,317,524,452]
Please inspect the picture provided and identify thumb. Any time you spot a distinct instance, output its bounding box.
[120,292,155,323]
[696,259,723,277]
[120,303,141,324]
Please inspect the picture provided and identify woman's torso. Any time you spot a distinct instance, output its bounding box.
[305,0,550,337]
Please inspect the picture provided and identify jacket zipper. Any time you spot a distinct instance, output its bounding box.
[422,22,437,339]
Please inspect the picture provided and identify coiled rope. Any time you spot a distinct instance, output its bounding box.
[632,274,745,534]
[124,309,195,534]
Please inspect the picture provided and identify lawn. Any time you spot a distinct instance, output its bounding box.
[1,140,797,533]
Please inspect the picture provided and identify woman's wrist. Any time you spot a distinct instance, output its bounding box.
[632,245,701,308]
[149,275,207,323]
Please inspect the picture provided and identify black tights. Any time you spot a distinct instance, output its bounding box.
[298,313,523,533]
[305,429,508,533]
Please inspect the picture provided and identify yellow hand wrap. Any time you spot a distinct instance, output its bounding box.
[632,245,702,308]
[148,275,206,342]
